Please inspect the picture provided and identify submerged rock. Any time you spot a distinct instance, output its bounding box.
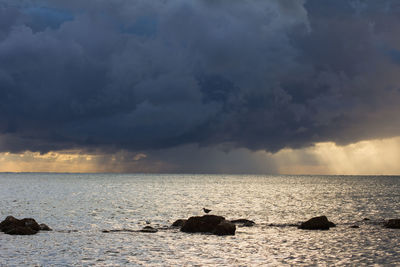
[102,229,137,233]
[140,226,158,233]
[39,223,52,231]
[172,219,187,227]
[231,219,255,227]
[298,216,336,230]
[384,219,400,229]
[181,215,236,235]
[0,216,46,235]
[57,229,78,233]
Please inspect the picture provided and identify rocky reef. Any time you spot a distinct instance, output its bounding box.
[0,216,51,235]
[180,215,236,236]
[298,216,336,230]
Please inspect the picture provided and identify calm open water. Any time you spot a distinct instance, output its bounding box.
[0,173,399,266]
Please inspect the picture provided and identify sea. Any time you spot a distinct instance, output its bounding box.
[0,173,399,266]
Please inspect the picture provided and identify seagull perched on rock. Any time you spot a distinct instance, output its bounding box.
[203,208,211,214]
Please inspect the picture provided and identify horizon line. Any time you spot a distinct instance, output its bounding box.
[0,172,399,177]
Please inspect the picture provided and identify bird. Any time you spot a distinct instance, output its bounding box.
[203,208,211,214]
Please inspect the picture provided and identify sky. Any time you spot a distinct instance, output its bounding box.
[1,0,400,174]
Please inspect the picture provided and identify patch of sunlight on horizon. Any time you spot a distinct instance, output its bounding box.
[274,136,400,175]
[0,150,153,173]
[0,137,400,175]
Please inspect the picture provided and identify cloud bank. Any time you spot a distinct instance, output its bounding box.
[1,0,400,156]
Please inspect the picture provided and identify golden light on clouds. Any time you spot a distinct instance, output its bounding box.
[0,151,102,173]
[0,150,156,173]
[0,137,400,174]
[274,137,400,175]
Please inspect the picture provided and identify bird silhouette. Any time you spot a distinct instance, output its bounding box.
[203,208,211,214]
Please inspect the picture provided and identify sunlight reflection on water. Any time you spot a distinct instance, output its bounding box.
[0,173,399,265]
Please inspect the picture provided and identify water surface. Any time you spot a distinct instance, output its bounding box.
[0,174,399,266]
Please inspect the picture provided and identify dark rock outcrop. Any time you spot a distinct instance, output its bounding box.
[0,216,46,235]
[231,219,255,227]
[213,220,236,235]
[5,226,38,235]
[181,215,236,235]
[384,219,400,229]
[21,218,41,231]
[172,219,187,227]
[181,215,224,233]
[0,216,19,231]
[350,225,360,229]
[298,216,336,230]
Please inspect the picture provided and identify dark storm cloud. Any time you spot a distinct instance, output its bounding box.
[1,0,400,154]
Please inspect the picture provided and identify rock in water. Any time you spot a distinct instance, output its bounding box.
[0,216,19,230]
[140,226,158,233]
[172,219,187,227]
[39,223,52,231]
[213,220,236,235]
[298,216,336,230]
[384,219,400,229]
[181,215,236,235]
[5,226,38,235]
[0,216,48,235]
[21,218,41,231]
[181,215,225,233]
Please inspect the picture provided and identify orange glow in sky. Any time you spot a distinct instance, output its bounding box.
[1,137,400,175]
